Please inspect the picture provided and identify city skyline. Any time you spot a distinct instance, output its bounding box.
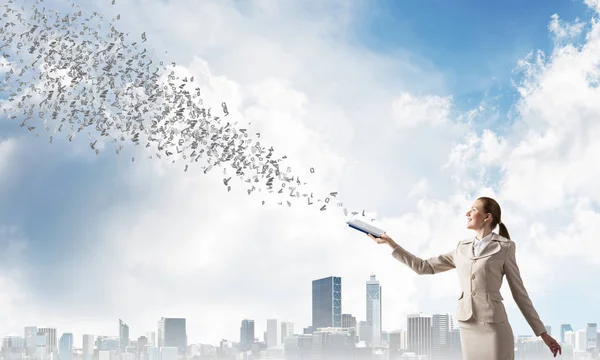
[5,317,599,359]
[4,273,598,352]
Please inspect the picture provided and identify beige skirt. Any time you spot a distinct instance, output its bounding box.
[458,316,515,360]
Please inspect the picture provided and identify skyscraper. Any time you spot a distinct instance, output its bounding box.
[341,314,356,329]
[119,319,130,353]
[59,333,73,360]
[36,333,47,360]
[24,326,38,357]
[389,329,407,353]
[145,332,156,347]
[564,331,575,346]
[280,322,294,343]
[407,313,432,358]
[431,313,451,360]
[157,318,187,355]
[82,335,94,360]
[240,320,255,348]
[366,274,382,347]
[561,324,573,344]
[576,330,587,351]
[136,336,148,353]
[358,321,373,344]
[38,327,57,357]
[2,335,25,360]
[587,323,598,350]
[312,276,342,329]
[266,319,279,348]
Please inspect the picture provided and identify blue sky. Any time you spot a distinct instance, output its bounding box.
[357,0,592,124]
[1,0,600,350]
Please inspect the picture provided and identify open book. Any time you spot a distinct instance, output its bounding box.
[346,219,385,238]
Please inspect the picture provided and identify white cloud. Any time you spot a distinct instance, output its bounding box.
[585,0,600,13]
[479,129,508,165]
[0,226,36,337]
[501,14,600,212]
[391,92,452,128]
[0,0,464,345]
[0,138,18,183]
[439,2,600,320]
[548,14,585,43]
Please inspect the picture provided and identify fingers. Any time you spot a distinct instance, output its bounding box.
[549,342,561,357]
[367,233,389,245]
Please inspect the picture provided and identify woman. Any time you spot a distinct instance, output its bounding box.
[368,197,561,359]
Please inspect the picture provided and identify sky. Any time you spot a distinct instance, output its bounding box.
[1,0,600,348]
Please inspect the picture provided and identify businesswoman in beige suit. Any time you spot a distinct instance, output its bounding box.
[368,197,561,359]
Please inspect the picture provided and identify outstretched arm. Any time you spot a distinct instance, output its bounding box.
[369,233,457,275]
[504,241,547,336]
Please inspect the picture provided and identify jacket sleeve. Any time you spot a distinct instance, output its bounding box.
[504,241,547,336]
[390,242,458,275]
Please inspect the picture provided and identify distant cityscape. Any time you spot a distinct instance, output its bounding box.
[1,274,598,360]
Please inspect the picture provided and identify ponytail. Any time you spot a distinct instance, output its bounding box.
[498,222,511,240]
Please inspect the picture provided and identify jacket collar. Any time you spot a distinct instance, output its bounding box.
[461,232,508,244]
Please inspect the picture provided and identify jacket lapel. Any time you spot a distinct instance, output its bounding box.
[459,233,507,260]
[473,241,501,259]
[459,238,474,259]
[473,233,507,259]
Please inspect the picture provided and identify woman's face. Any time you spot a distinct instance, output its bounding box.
[465,201,489,230]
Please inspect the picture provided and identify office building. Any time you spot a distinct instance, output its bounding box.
[81,335,94,360]
[119,320,129,353]
[2,335,25,348]
[266,319,279,348]
[280,322,294,343]
[145,332,156,347]
[59,333,73,360]
[157,318,187,355]
[407,313,432,359]
[564,330,575,346]
[136,336,148,353]
[240,319,255,349]
[366,274,382,347]
[561,324,573,344]
[36,333,47,360]
[447,328,463,360]
[24,327,38,357]
[357,321,372,344]
[389,329,407,351]
[587,323,598,350]
[432,313,451,359]
[576,330,587,351]
[2,335,25,360]
[37,328,57,358]
[341,314,356,330]
[147,347,159,360]
[312,276,342,329]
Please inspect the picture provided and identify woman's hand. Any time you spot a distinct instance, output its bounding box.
[367,233,397,249]
[540,332,561,357]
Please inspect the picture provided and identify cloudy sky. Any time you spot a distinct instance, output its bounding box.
[2,0,600,348]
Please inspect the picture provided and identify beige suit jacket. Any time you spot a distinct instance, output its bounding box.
[391,232,547,336]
